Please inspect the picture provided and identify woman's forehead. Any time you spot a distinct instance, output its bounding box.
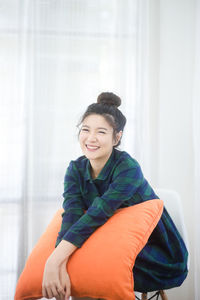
[82,114,113,129]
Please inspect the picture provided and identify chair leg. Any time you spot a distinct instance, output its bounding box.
[159,290,168,300]
[141,293,148,300]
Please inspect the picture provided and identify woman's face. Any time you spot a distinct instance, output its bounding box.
[79,114,120,166]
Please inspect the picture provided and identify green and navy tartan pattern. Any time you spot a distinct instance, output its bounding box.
[55,149,157,247]
[55,148,188,291]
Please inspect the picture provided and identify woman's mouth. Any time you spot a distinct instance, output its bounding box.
[86,145,100,151]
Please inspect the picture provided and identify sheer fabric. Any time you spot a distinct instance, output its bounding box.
[193,0,200,298]
[0,1,150,298]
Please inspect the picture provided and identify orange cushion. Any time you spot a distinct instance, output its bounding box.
[15,199,163,300]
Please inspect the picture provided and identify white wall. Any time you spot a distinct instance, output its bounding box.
[149,0,195,299]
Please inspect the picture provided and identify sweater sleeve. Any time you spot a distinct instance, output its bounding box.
[55,161,85,247]
[62,158,144,248]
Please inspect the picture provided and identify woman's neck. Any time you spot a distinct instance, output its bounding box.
[90,161,104,179]
[90,154,111,179]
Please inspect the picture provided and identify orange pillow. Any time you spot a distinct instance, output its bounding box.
[15,199,163,300]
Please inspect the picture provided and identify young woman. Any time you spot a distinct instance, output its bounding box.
[42,92,188,300]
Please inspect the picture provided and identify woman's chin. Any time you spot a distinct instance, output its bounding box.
[84,152,98,160]
[82,147,100,159]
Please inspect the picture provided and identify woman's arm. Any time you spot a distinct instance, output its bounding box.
[42,240,77,299]
[61,159,144,248]
[50,239,77,266]
[43,161,83,299]
[56,161,85,247]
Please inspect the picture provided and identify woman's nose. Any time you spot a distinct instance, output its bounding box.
[87,132,97,142]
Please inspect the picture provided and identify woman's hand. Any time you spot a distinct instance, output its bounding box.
[42,240,77,299]
[56,261,71,300]
[42,258,65,299]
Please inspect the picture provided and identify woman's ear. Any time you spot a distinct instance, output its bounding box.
[114,131,123,146]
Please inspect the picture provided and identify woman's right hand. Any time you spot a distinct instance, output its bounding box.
[56,261,71,300]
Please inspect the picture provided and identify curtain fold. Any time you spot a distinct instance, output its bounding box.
[193,0,200,298]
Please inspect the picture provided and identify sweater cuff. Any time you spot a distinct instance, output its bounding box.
[62,231,86,248]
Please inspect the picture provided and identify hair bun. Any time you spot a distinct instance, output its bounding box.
[97,92,121,108]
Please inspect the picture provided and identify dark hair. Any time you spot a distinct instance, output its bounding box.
[77,92,126,147]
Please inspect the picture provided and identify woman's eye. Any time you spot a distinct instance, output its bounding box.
[99,131,106,134]
[81,128,89,132]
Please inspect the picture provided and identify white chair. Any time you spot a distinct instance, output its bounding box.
[155,188,190,268]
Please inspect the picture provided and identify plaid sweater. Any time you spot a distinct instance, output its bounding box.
[55,148,188,291]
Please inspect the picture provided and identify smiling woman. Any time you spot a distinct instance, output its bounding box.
[41,92,188,300]
[76,92,125,179]
[79,114,122,179]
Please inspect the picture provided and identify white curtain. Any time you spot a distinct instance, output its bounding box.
[0,1,150,298]
[193,0,200,298]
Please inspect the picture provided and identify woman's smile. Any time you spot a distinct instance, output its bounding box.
[86,144,100,151]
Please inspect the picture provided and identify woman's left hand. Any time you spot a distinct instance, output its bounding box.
[42,240,77,299]
[59,261,71,300]
[42,258,66,299]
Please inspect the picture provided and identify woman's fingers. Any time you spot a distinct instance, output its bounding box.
[42,285,47,298]
[45,286,54,299]
[42,282,65,299]
[65,287,71,300]
[57,285,66,299]
[51,285,60,297]
[59,262,71,300]
[56,282,66,296]
[42,258,67,298]
[65,273,71,300]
